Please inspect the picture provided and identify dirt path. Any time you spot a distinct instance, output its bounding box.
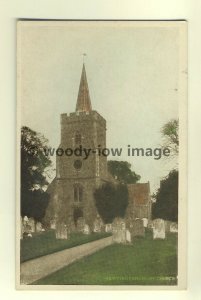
[20,236,113,285]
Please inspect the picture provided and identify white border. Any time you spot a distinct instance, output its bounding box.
[16,20,187,291]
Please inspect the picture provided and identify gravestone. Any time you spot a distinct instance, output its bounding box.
[55,223,68,239]
[23,225,32,235]
[93,217,103,233]
[23,217,35,234]
[27,218,35,232]
[133,219,145,237]
[170,222,178,233]
[126,229,131,243]
[50,219,56,229]
[24,216,29,223]
[68,219,76,233]
[105,223,112,233]
[165,220,171,233]
[142,218,148,228]
[112,218,127,244]
[152,218,166,239]
[83,224,90,235]
[147,220,153,229]
[36,222,42,232]
[77,217,85,232]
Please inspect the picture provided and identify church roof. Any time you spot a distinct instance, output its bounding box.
[128,182,150,205]
[76,64,92,113]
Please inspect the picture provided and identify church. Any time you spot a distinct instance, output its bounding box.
[45,63,152,230]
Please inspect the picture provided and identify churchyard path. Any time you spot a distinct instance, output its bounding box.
[20,235,113,285]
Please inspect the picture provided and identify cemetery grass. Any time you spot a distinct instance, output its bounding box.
[34,231,178,285]
[21,230,111,262]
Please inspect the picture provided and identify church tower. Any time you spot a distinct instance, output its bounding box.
[51,63,108,230]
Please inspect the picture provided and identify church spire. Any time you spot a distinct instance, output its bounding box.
[76,63,92,113]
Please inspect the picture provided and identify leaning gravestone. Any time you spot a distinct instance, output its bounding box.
[152,218,166,239]
[55,223,68,239]
[133,219,145,237]
[112,218,127,244]
[170,222,178,233]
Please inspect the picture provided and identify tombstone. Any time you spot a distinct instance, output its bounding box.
[126,229,132,243]
[152,218,166,239]
[170,222,178,233]
[93,217,103,233]
[50,219,56,229]
[165,220,171,233]
[56,223,68,239]
[36,222,42,232]
[83,224,90,235]
[27,218,35,232]
[24,216,29,223]
[105,223,112,233]
[23,217,35,234]
[142,218,148,228]
[147,220,153,229]
[67,219,76,233]
[77,217,85,232]
[23,224,32,234]
[132,219,145,237]
[112,218,127,244]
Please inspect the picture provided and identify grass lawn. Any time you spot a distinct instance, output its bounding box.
[34,231,178,285]
[21,230,111,262]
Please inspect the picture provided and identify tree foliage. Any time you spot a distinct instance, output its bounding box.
[94,182,128,223]
[152,169,178,222]
[21,126,52,222]
[107,160,140,184]
[161,119,179,156]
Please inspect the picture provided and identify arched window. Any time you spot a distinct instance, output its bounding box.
[75,132,82,144]
[74,184,83,202]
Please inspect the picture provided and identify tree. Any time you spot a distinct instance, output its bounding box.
[152,169,178,222]
[21,126,52,224]
[161,119,179,156]
[94,182,128,223]
[107,160,140,184]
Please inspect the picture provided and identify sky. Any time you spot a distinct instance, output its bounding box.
[19,21,183,192]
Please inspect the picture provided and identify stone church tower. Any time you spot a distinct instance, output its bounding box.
[46,64,109,230]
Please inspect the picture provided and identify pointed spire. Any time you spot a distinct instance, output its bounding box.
[76,64,92,113]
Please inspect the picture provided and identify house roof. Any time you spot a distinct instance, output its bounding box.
[127,182,150,205]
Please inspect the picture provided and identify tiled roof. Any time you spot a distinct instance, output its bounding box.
[128,182,150,205]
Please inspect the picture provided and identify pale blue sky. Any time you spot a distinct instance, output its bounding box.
[19,21,182,192]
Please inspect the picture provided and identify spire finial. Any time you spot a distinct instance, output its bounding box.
[82,53,87,64]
